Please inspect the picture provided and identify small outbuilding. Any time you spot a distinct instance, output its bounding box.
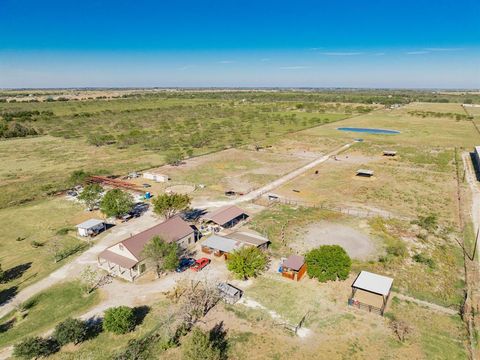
[143,171,170,183]
[281,255,307,281]
[217,282,243,304]
[356,169,374,177]
[227,231,270,250]
[201,235,241,258]
[383,150,397,157]
[76,219,106,237]
[348,271,393,315]
[201,205,249,229]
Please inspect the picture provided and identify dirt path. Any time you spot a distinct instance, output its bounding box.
[192,142,355,209]
[0,211,162,319]
[393,292,458,315]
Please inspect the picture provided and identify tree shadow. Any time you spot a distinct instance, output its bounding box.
[133,305,150,326]
[209,321,229,360]
[0,318,15,333]
[2,262,32,283]
[0,286,18,306]
[84,316,103,340]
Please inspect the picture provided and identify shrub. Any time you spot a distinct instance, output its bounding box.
[412,253,435,269]
[227,246,268,280]
[13,336,59,359]
[305,245,351,282]
[182,328,221,360]
[103,306,136,334]
[53,317,88,345]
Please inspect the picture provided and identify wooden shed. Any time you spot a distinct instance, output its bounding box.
[281,255,307,281]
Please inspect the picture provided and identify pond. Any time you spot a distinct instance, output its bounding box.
[337,127,400,134]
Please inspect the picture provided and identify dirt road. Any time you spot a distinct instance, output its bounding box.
[192,142,355,209]
[0,211,162,319]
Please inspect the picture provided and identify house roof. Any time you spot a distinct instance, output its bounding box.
[98,249,138,269]
[352,271,393,296]
[118,215,194,259]
[76,219,104,229]
[202,235,242,253]
[227,231,269,247]
[283,255,305,271]
[201,205,248,226]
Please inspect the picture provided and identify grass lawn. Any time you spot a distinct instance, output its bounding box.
[230,276,468,359]
[0,197,93,296]
[0,281,100,348]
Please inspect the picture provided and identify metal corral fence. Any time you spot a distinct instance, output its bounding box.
[254,196,408,221]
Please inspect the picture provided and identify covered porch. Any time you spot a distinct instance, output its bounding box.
[97,250,143,282]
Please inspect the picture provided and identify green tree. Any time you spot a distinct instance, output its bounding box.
[182,328,221,360]
[152,193,191,219]
[142,236,179,277]
[100,189,134,218]
[165,149,183,165]
[69,170,89,186]
[305,245,351,282]
[103,306,136,334]
[227,246,268,280]
[53,318,88,345]
[13,336,59,359]
[78,183,103,210]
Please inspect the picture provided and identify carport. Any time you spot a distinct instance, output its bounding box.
[348,271,393,315]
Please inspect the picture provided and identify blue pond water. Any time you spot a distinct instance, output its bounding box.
[337,127,400,135]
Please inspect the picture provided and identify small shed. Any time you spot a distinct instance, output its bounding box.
[143,171,170,183]
[356,169,374,177]
[281,255,307,281]
[227,231,270,250]
[76,219,105,237]
[348,271,393,315]
[217,282,243,304]
[383,150,397,157]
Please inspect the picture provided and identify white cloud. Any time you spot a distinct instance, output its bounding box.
[218,60,235,64]
[278,66,310,70]
[423,47,463,52]
[322,52,363,56]
[406,51,430,55]
[374,52,386,56]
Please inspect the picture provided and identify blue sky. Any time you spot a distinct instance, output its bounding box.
[1,0,479,88]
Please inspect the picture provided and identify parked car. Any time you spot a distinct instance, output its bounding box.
[176,257,196,272]
[142,183,151,188]
[191,258,211,272]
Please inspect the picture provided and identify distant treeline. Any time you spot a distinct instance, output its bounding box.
[408,110,473,121]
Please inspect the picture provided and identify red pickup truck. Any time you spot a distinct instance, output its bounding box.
[191,258,211,272]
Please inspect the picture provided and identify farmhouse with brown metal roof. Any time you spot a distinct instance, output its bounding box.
[97,215,195,281]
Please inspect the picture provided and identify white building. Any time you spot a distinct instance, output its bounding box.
[76,219,105,237]
[143,171,170,183]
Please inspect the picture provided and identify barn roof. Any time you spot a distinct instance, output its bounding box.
[227,231,269,247]
[201,205,248,226]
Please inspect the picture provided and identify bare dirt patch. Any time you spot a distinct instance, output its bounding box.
[292,221,378,260]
